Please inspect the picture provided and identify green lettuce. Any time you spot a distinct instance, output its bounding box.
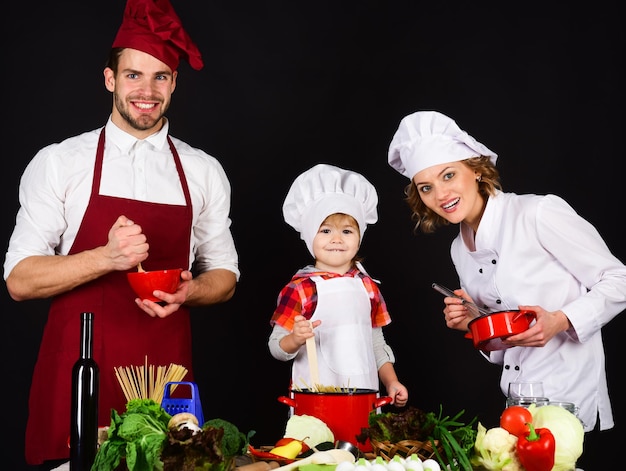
[91,399,170,471]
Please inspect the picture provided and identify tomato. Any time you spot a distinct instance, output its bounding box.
[500,405,533,437]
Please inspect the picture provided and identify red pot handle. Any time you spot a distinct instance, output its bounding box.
[512,309,536,322]
[278,395,297,407]
[374,396,393,408]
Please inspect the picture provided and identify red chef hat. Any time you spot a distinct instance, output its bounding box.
[112,0,204,71]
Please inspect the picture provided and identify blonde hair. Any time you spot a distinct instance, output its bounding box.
[403,156,501,233]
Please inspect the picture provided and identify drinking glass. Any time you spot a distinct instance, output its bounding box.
[506,396,549,408]
[507,381,545,399]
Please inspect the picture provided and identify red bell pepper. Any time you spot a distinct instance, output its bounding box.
[516,422,555,471]
[248,445,295,464]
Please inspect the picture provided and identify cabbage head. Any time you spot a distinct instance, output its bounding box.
[532,405,584,471]
[284,414,334,448]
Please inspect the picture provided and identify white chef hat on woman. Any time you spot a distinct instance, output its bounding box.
[388,110,498,179]
[283,163,378,257]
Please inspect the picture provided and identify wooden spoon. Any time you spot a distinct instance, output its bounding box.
[305,321,320,389]
[137,262,145,272]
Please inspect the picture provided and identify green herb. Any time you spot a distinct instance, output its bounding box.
[427,405,477,471]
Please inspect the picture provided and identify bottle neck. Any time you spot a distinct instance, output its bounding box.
[80,312,94,359]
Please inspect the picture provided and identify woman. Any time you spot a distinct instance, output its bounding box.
[387,110,626,466]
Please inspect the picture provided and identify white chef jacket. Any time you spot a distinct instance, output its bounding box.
[451,190,626,432]
[4,118,240,280]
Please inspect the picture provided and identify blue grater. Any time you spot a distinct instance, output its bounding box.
[161,381,204,425]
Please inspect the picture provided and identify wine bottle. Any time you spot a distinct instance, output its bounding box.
[70,312,100,471]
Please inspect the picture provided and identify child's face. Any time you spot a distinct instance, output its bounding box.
[312,214,360,274]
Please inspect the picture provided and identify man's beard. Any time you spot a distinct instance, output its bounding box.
[114,92,168,131]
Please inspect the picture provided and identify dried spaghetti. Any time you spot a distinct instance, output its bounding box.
[293,379,356,393]
[114,356,188,403]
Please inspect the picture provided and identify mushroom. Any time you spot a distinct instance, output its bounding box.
[168,412,201,433]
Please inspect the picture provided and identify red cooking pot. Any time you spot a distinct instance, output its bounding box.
[278,389,392,452]
[464,309,536,351]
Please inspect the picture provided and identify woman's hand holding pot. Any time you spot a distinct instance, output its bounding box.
[501,305,572,348]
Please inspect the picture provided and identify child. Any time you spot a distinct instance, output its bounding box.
[268,163,408,406]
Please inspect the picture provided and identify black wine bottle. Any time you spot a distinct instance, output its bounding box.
[70,312,100,471]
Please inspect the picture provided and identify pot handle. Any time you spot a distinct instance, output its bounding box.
[277,395,297,408]
[512,309,537,322]
[373,396,393,409]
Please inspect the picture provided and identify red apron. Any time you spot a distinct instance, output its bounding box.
[25,128,194,464]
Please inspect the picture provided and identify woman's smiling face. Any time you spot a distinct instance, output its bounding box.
[412,161,485,230]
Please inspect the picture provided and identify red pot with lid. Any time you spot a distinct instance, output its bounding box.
[278,389,392,452]
[464,309,536,351]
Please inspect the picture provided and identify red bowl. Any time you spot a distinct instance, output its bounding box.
[126,268,183,302]
[465,309,536,351]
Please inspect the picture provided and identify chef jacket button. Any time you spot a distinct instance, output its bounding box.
[496,299,502,304]
[491,259,497,264]
[514,366,520,371]
[479,268,483,273]
[504,364,510,370]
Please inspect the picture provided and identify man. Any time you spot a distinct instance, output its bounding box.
[3,0,239,467]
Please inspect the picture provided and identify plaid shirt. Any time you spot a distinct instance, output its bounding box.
[270,266,392,331]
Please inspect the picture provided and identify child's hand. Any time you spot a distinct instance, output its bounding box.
[292,315,321,346]
[387,381,409,407]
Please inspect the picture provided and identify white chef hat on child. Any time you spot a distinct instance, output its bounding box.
[388,110,498,179]
[283,163,378,257]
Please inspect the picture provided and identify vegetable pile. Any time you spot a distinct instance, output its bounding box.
[471,404,584,471]
[356,405,478,471]
[249,414,336,463]
[91,398,254,471]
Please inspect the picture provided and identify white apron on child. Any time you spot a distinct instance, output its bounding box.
[292,275,379,391]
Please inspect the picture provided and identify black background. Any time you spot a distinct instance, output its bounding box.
[2,2,624,469]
